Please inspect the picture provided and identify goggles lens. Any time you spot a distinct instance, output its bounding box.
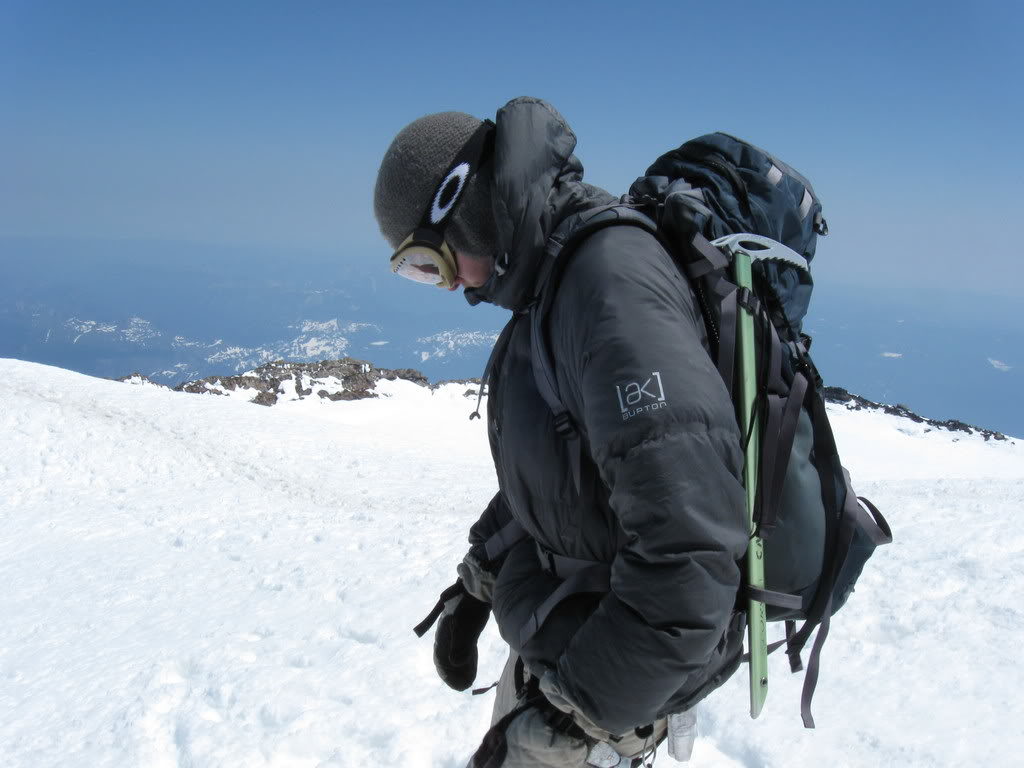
[390,236,458,288]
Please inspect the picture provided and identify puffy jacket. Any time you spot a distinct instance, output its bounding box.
[465,98,749,735]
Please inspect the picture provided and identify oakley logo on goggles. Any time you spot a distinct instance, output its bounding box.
[390,120,495,288]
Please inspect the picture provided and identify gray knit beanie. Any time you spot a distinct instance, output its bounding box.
[374,111,498,261]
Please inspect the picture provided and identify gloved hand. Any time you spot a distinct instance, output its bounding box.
[414,549,500,691]
[432,582,491,691]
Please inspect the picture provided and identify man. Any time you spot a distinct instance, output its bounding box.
[374,97,749,766]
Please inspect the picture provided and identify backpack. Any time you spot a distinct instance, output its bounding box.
[527,133,892,727]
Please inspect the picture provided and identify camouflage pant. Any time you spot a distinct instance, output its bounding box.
[468,651,667,768]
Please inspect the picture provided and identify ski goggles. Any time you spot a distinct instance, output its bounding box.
[390,230,459,288]
[389,119,495,289]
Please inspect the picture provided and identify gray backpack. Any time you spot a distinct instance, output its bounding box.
[526,133,892,727]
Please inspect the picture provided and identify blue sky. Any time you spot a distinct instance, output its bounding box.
[2,0,1022,304]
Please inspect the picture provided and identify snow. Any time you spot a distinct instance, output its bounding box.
[299,320,341,334]
[121,317,161,344]
[122,375,169,389]
[198,373,354,405]
[0,357,1021,768]
[202,379,265,402]
[173,336,203,349]
[415,330,500,363]
[67,317,120,343]
[282,335,350,361]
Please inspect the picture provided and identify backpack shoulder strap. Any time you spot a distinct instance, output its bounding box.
[528,205,659,493]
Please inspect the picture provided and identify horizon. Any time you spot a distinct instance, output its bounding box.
[3,0,1021,437]
[3,233,1021,437]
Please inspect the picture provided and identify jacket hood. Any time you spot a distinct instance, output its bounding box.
[464,97,615,311]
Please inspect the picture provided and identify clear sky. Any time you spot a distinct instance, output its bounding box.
[3,0,1022,300]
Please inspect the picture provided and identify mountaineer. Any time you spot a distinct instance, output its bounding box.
[374,96,748,766]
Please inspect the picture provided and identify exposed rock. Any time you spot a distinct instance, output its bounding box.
[167,357,475,407]
[823,386,1008,441]
[252,390,279,407]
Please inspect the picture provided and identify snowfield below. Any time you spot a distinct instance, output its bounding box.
[1,358,1021,767]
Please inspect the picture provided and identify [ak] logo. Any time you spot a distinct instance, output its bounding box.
[616,371,668,421]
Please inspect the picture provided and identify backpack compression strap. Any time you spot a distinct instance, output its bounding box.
[782,388,892,728]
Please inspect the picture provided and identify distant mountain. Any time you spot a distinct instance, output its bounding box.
[1,236,505,385]
[12,310,497,385]
[2,237,1020,437]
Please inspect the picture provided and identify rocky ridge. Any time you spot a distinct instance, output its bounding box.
[118,359,1010,441]
[823,386,1010,442]
[167,358,477,407]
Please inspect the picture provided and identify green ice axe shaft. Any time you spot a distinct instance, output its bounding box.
[714,232,810,719]
[734,248,769,719]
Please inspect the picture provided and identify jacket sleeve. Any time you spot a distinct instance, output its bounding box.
[545,225,749,734]
[468,491,512,550]
[460,491,514,604]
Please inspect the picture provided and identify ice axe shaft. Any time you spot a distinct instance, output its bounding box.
[730,243,769,718]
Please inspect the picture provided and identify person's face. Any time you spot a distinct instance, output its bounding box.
[447,250,494,292]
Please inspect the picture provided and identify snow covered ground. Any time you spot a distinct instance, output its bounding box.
[1,358,1021,767]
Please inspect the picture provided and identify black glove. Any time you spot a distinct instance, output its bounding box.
[413,579,491,691]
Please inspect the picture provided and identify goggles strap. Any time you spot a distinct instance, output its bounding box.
[413,119,495,241]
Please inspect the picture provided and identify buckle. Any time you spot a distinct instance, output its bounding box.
[736,287,760,314]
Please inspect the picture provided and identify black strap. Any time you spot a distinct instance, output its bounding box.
[513,656,527,698]
[716,286,738,397]
[528,212,657,506]
[799,592,832,729]
[781,390,857,728]
[413,120,495,234]
[529,293,572,426]
[537,541,608,579]
[470,675,590,766]
[529,297,584,496]
[744,585,803,611]
[484,518,529,562]
[785,620,803,673]
[742,632,794,663]
[687,232,730,278]
[855,495,893,546]
[785,393,841,645]
[538,695,588,741]
[519,563,611,647]
[412,579,465,637]
[794,481,891,726]
[470,695,544,768]
[758,369,809,538]
[757,364,784,533]
[470,313,520,421]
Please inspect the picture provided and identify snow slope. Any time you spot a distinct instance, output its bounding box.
[1,358,1021,768]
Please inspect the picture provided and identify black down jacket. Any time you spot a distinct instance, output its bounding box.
[464,98,749,735]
